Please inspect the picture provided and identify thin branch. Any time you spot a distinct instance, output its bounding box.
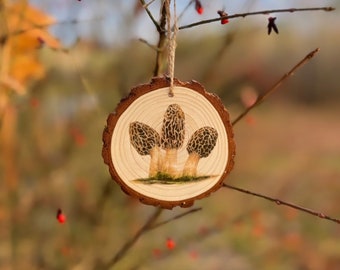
[153,1,167,76]
[223,183,340,224]
[91,180,113,225]
[232,47,320,126]
[140,0,161,32]
[148,207,202,230]
[142,0,158,9]
[100,207,163,270]
[138,38,162,52]
[0,17,105,43]
[177,0,194,23]
[98,206,201,269]
[131,212,219,269]
[179,7,335,30]
[201,31,236,84]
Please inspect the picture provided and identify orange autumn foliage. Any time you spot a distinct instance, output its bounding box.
[0,2,61,192]
[1,1,61,95]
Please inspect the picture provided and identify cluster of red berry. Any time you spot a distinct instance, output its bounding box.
[195,1,228,25]
[195,1,279,32]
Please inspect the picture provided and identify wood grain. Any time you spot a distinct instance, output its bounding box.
[102,77,235,209]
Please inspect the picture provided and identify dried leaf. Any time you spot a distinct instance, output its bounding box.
[1,2,61,95]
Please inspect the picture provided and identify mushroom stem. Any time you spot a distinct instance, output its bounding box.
[162,149,179,177]
[149,146,160,177]
[160,104,185,178]
[182,126,218,177]
[129,121,161,178]
[182,152,200,176]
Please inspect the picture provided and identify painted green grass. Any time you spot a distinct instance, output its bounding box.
[133,172,212,184]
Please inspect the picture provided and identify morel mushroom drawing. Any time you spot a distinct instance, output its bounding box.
[129,121,161,177]
[183,126,218,176]
[160,104,185,177]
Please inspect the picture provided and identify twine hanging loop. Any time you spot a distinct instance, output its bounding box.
[165,0,178,97]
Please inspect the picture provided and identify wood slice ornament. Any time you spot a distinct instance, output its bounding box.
[102,77,235,209]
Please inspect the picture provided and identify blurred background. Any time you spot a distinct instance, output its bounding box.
[1,0,340,269]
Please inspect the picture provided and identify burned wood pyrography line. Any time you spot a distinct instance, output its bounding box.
[102,77,235,208]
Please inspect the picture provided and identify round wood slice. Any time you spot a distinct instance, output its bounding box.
[102,77,235,209]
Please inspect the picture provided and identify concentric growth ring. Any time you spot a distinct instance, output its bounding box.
[102,77,235,209]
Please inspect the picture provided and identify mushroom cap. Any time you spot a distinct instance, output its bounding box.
[129,121,160,156]
[161,104,185,150]
[186,126,218,158]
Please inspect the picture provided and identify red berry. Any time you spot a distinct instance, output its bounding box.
[152,248,162,258]
[57,209,67,224]
[217,10,229,25]
[195,1,203,15]
[166,238,175,250]
[197,7,203,14]
[189,250,198,259]
[221,18,229,25]
[30,98,40,109]
[245,115,256,126]
[70,127,86,147]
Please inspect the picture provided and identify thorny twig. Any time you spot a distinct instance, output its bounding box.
[176,0,195,23]
[140,0,161,32]
[97,3,186,268]
[99,207,201,269]
[228,47,340,225]
[98,4,339,270]
[138,38,162,52]
[131,214,220,269]
[232,48,320,125]
[91,180,113,225]
[100,207,163,269]
[142,0,158,9]
[148,207,202,230]
[223,183,340,224]
[179,7,335,30]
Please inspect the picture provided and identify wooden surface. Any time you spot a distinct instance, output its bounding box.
[102,77,235,209]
